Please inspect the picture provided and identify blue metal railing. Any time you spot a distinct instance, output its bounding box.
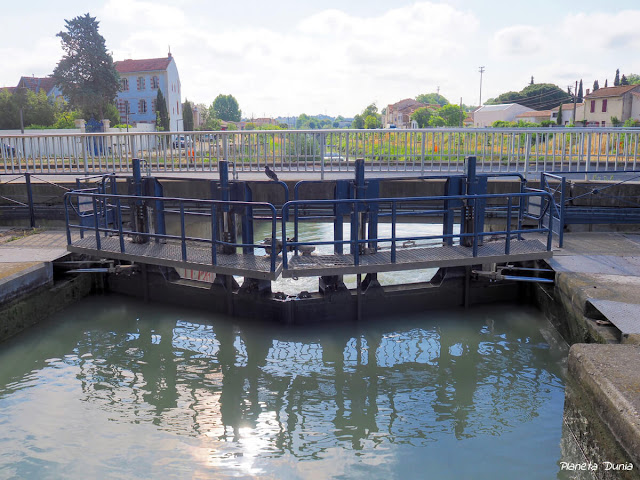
[280,190,554,271]
[64,192,280,272]
[533,170,640,247]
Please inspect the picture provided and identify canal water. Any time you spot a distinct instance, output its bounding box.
[0,295,574,479]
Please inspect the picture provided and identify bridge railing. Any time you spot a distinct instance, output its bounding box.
[4,127,640,175]
[63,192,280,272]
[280,190,555,271]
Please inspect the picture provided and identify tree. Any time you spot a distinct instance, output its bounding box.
[486,83,571,110]
[52,13,119,120]
[577,80,583,102]
[438,104,464,127]
[182,99,194,131]
[627,74,640,85]
[428,116,446,127]
[410,107,432,127]
[351,114,364,129]
[605,79,608,88]
[211,94,241,122]
[593,80,600,91]
[364,114,381,129]
[556,104,563,126]
[156,89,170,132]
[621,74,629,86]
[614,69,620,87]
[415,93,449,106]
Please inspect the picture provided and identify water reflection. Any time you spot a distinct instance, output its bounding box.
[0,296,567,479]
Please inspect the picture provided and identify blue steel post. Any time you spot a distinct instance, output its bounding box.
[24,173,35,228]
[351,159,366,256]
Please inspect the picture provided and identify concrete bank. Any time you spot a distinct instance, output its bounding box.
[0,229,97,343]
[533,232,640,477]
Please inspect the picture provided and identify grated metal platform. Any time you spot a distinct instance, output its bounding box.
[68,235,282,280]
[283,239,551,277]
[68,235,551,281]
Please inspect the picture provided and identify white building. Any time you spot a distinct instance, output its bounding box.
[473,103,533,127]
[114,54,182,131]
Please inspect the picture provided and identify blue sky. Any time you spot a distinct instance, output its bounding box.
[2,0,640,117]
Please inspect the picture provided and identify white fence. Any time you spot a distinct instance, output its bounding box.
[1,127,639,176]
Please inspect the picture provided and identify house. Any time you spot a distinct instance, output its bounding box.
[16,76,64,103]
[384,98,430,128]
[114,53,182,131]
[473,103,533,127]
[515,110,553,124]
[551,102,584,125]
[582,85,640,127]
[252,118,277,127]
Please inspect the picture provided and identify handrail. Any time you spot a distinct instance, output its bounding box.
[64,192,280,272]
[280,191,554,270]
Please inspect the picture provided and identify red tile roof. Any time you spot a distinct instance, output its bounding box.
[18,76,57,94]
[551,103,584,111]
[115,57,172,74]
[584,85,639,99]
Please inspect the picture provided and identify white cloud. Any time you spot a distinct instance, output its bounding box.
[491,25,546,56]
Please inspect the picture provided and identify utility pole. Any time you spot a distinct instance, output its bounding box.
[459,97,463,127]
[572,80,578,125]
[478,66,485,106]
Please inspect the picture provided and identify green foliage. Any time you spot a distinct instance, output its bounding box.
[53,110,79,129]
[540,120,555,127]
[52,13,119,120]
[351,114,364,129]
[620,74,629,86]
[623,118,640,127]
[101,103,120,125]
[610,116,621,127]
[593,80,600,91]
[156,89,170,132]
[577,80,583,102]
[211,94,241,122]
[614,69,620,87]
[486,83,571,110]
[410,107,431,127]
[415,93,449,106]
[244,122,255,130]
[182,100,194,131]
[627,74,640,85]
[438,104,464,127]
[556,104,563,126]
[428,116,445,127]
[364,114,381,129]
[0,89,61,129]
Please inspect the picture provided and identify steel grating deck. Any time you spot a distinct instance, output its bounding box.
[68,236,282,280]
[68,235,551,280]
[282,239,551,277]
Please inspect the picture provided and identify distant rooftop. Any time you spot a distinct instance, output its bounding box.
[115,56,172,74]
[476,103,528,112]
[584,85,639,99]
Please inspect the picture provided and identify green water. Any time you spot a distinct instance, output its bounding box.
[0,296,569,479]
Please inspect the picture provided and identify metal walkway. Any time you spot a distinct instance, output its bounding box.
[68,236,283,280]
[283,239,550,277]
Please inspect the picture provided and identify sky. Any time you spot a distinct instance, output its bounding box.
[2,0,640,118]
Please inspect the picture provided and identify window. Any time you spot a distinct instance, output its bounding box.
[137,76,146,90]
[151,99,157,113]
[151,76,159,89]
[120,78,129,91]
[590,100,595,113]
[602,99,608,112]
[139,99,147,114]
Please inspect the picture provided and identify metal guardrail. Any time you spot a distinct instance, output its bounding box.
[534,170,640,247]
[64,192,280,272]
[280,191,554,271]
[3,127,640,176]
[64,189,553,275]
